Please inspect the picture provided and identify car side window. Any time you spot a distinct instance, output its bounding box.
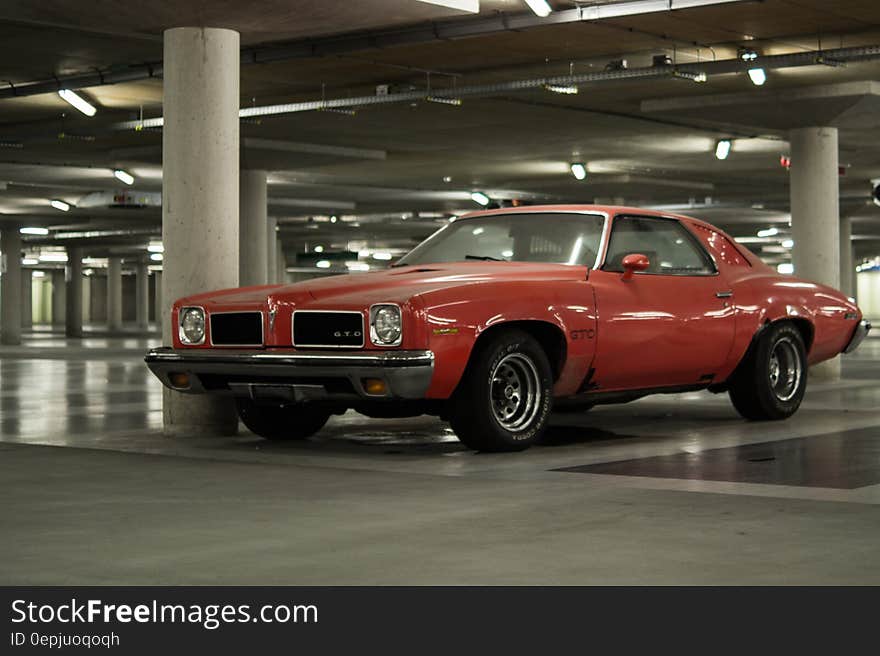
[603,216,716,275]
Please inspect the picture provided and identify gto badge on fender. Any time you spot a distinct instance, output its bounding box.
[570,328,595,340]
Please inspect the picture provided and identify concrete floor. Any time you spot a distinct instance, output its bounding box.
[1,327,879,585]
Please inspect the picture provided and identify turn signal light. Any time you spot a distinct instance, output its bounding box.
[362,378,387,395]
[169,372,191,389]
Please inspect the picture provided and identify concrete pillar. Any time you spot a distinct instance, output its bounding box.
[21,270,32,330]
[276,240,286,283]
[790,126,840,380]
[839,216,855,299]
[51,269,66,326]
[107,257,123,331]
[267,216,278,284]
[135,262,150,330]
[65,247,83,338]
[0,225,22,345]
[239,169,268,286]
[153,271,163,330]
[162,26,240,435]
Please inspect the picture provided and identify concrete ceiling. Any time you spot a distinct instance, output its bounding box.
[0,0,879,266]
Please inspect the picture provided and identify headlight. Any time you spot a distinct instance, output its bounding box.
[178,306,206,345]
[370,304,402,346]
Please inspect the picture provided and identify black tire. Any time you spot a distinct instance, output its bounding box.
[449,329,554,452]
[728,322,807,421]
[236,399,330,440]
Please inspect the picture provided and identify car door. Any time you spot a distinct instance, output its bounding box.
[589,214,736,391]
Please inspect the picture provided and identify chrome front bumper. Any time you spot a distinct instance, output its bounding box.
[145,347,434,402]
[843,320,871,354]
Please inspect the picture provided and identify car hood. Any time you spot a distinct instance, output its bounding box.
[181,262,589,310]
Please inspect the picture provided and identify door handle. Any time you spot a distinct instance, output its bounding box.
[715,291,733,298]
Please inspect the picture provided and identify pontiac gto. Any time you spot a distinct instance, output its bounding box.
[146,206,870,451]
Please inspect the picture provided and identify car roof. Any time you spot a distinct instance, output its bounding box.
[457,204,715,230]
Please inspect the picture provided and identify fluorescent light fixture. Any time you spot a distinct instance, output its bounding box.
[20,227,49,236]
[782,239,794,248]
[544,84,579,95]
[58,89,96,117]
[314,245,324,253]
[425,96,462,106]
[372,252,393,261]
[345,261,370,271]
[570,163,587,180]
[501,250,514,258]
[50,199,70,212]
[777,262,794,274]
[39,252,68,263]
[316,260,331,269]
[21,257,39,265]
[757,227,779,238]
[147,241,164,253]
[113,169,135,185]
[415,0,479,12]
[524,0,552,17]
[471,191,490,206]
[715,139,731,160]
[150,253,163,262]
[32,270,46,278]
[748,68,767,86]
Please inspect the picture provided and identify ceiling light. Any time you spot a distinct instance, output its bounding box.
[425,96,462,106]
[345,261,370,271]
[782,239,794,248]
[570,163,587,180]
[748,68,767,86]
[777,262,794,274]
[21,258,39,265]
[739,49,759,62]
[147,241,164,253]
[443,176,452,183]
[57,89,96,117]
[150,253,163,262]
[372,252,393,261]
[314,245,324,253]
[415,0,479,12]
[330,216,338,223]
[316,260,331,269]
[20,227,49,236]
[471,191,490,206]
[674,70,707,83]
[113,169,135,185]
[524,0,552,17]
[544,84,578,95]
[757,227,779,238]
[50,199,70,212]
[32,270,46,278]
[39,252,68,263]
[715,139,731,160]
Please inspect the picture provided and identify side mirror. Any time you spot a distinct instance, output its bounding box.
[621,253,650,281]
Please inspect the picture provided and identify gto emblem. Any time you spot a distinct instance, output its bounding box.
[334,330,362,338]
[570,328,595,340]
[268,308,277,331]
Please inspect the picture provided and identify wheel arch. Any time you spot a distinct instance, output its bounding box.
[472,320,568,381]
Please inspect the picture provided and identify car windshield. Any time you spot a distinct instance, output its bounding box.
[397,212,606,267]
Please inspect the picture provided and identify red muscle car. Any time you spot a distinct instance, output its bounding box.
[146,205,871,451]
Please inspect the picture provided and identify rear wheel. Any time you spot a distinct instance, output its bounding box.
[728,322,807,420]
[449,329,553,452]
[236,399,331,440]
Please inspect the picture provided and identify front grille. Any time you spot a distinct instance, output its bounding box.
[293,311,364,348]
[210,312,263,346]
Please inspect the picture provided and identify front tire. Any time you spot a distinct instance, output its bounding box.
[728,322,807,420]
[236,399,331,440]
[449,329,554,452]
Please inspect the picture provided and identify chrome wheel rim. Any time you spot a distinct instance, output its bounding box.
[769,337,801,402]
[490,353,542,431]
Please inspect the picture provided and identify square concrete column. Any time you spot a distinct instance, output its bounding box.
[239,169,268,286]
[267,216,278,284]
[790,126,840,380]
[135,262,150,330]
[0,225,22,345]
[65,247,83,337]
[51,269,66,326]
[276,240,286,283]
[162,26,240,436]
[153,270,162,330]
[21,270,33,329]
[839,216,855,299]
[107,257,123,331]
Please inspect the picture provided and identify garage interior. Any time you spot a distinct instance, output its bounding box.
[1,0,879,584]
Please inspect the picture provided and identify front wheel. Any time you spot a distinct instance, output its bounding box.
[728,321,807,420]
[449,329,554,452]
[236,399,331,440]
